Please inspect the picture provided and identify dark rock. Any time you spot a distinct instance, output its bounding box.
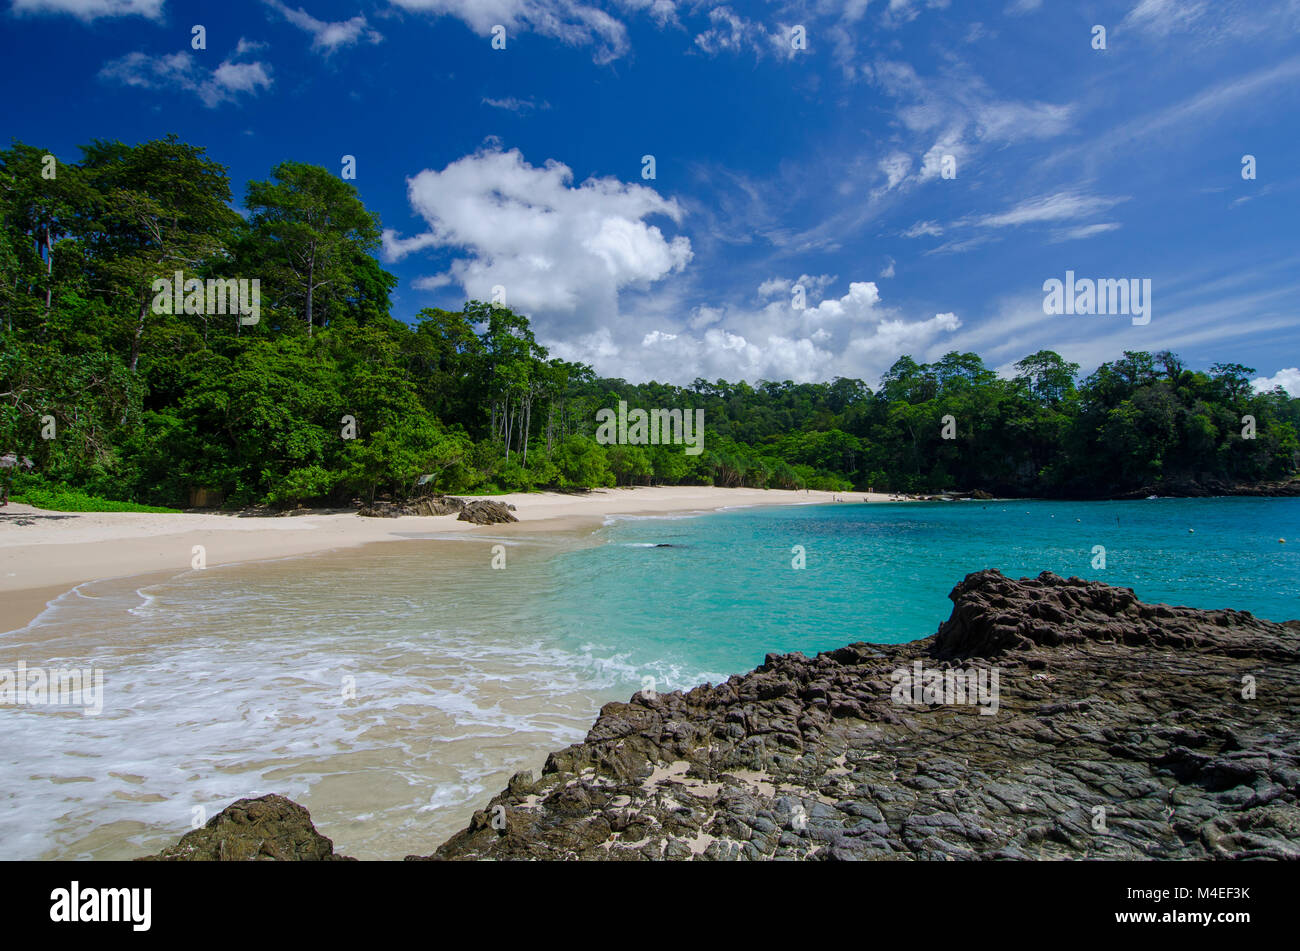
[420,569,1300,861]
[356,496,519,521]
[457,500,519,525]
[139,794,352,861]
[145,570,1300,862]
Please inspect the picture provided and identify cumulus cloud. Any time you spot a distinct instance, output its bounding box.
[11,0,162,19]
[757,273,836,303]
[99,43,273,107]
[1252,367,1300,396]
[264,1,382,54]
[385,147,692,333]
[592,279,962,385]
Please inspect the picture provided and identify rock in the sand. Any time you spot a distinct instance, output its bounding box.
[457,499,518,525]
[420,496,466,516]
[140,794,352,861]
[419,569,1300,861]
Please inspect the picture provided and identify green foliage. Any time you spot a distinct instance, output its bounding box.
[1,134,1295,511]
[11,478,180,513]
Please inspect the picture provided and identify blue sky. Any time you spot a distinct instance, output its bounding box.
[3,0,1299,391]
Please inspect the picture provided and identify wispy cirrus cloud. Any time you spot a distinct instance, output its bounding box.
[975,191,1129,228]
[387,0,631,64]
[263,1,382,54]
[10,0,162,19]
[482,96,549,113]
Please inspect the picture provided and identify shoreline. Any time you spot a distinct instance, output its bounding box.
[0,486,890,632]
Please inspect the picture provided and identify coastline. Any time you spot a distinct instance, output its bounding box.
[0,486,891,632]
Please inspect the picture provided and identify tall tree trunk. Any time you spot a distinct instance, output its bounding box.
[521,396,530,468]
[43,229,52,314]
[306,256,314,337]
[129,300,146,372]
[504,400,512,463]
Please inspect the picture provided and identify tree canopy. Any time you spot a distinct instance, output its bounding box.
[2,135,1296,508]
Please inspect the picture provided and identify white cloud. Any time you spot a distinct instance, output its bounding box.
[1050,222,1122,242]
[1122,0,1208,36]
[693,6,794,60]
[411,273,455,291]
[572,279,962,385]
[11,0,162,19]
[1004,0,1041,14]
[264,1,382,54]
[882,0,952,29]
[1252,367,1300,396]
[880,257,896,279]
[977,191,1128,228]
[388,0,631,64]
[878,152,912,190]
[902,220,943,238]
[612,0,678,28]
[99,44,273,107]
[758,273,836,303]
[482,96,547,112]
[387,147,691,334]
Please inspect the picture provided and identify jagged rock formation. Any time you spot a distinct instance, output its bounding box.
[357,496,518,521]
[457,499,518,525]
[1115,478,1300,499]
[140,794,352,861]
[141,570,1300,861]
[422,570,1300,860]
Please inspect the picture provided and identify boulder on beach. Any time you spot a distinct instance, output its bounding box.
[139,794,352,861]
[457,499,518,525]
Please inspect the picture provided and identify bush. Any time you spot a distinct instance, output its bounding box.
[11,481,181,513]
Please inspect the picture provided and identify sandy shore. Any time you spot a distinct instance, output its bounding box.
[0,486,898,631]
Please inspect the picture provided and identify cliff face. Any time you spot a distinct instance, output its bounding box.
[142,570,1300,861]
[422,570,1300,860]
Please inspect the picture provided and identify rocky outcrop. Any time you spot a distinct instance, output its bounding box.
[140,570,1300,861]
[456,499,518,525]
[357,496,519,521]
[140,794,352,861]
[422,570,1300,860]
[1115,478,1300,499]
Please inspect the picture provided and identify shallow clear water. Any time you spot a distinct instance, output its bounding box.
[1,498,1296,860]
[560,497,1300,683]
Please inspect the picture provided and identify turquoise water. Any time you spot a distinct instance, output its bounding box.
[5,496,1297,860]
[540,498,1300,690]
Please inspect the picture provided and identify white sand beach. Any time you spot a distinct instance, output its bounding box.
[0,486,902,631]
